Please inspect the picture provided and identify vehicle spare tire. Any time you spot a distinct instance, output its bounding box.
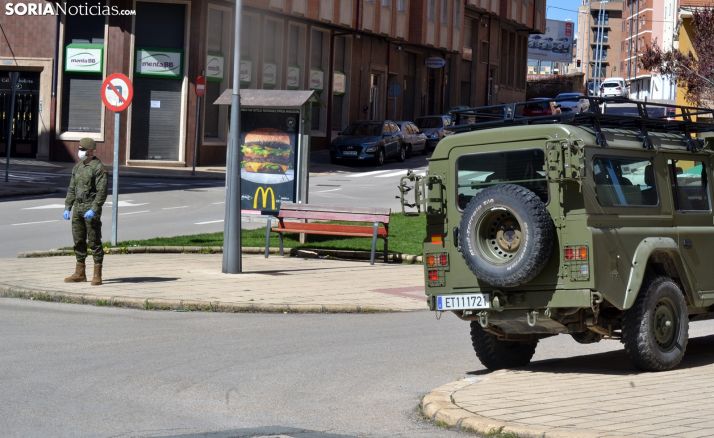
[458,183,554,288]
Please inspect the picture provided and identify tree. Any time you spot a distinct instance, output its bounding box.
[640,7,714,105]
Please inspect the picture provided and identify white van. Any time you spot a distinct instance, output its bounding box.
[600,77,628,98]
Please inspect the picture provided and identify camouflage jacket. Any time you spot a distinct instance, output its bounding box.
[65,157,108,215]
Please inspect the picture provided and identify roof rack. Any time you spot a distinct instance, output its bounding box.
[449,97,714,151]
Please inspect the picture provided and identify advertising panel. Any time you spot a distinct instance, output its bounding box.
[240,109,300,212]
[527,19,574,63]
[135,49,183,78]
[65,44,103,74]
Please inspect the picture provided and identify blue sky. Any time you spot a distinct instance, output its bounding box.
[546,0,582,29]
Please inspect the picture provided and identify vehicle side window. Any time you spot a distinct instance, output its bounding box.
[669,159,710,211]
[382,123,389,134]
[456,149,547,209]
[592,157,657,207]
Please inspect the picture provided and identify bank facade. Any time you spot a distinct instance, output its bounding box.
[0,0,544,166]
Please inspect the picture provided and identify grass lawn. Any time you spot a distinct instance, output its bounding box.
[114,213,426,255]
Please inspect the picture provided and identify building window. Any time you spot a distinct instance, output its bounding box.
[240,12,260,88]
[381,0,391,6]
[262,18,284,89]
[309,28,329,134]
[60,15,105,135]
[441,0,448,23]
[332,36,351,131]
[287,23,307,90]
[428,0,435,21]
[397,0,407,12]
[204,6,231,142]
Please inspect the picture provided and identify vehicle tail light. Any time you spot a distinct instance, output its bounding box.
[426,252,449,268]
[428,270,439,281]
[564,245,589,261]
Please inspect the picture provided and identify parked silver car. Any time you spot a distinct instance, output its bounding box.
[555,92,590,113]
[396,120,427,157]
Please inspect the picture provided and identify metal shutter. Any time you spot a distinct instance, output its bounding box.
[130,78,182,160]
[61,76,102,132]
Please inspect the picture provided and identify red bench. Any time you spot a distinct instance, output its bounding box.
[266,203,391,264]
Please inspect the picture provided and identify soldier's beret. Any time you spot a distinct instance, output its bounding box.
[79,138,96,150]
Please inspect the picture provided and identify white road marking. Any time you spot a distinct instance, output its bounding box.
[12,220,60,226]
[375,170,411,178]
[345,170,392,178]
[23,203,66,210]
[105,200,149,207]
[195,219,224,225]
[313,187,342,193]
[162,205,189,210]
[211,201,225,205]
[119,210,151,216]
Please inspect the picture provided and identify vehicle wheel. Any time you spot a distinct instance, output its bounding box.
[622,276,689,371]
[470,322,538,370]
[571,331,602,344]
[406,144,413,158]
[422,144,429,155]
[375,148,385,166]
[398,145,406,162]
[458,184,554,288]
[329,153,339,164]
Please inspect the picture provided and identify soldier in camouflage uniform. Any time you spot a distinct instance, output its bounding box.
[63,137,108,286]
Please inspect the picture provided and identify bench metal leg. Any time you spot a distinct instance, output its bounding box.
[264,217,271,259]
[384,237,388,264]
[279,232,284,256]
[370,222,379,265]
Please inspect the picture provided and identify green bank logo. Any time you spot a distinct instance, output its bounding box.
[136,49,182,78]
[70,52,98,67]
[65,45,103,73]
[206,54,224,80]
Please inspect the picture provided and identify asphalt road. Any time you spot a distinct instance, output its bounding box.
[1,298,653,438]
[0,157,428,257]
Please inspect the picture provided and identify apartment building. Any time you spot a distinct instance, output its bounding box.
[575,0,624,89]
[622,0,678,101]
[0,0,545,166]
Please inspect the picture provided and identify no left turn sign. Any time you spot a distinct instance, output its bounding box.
[101,73,133,112]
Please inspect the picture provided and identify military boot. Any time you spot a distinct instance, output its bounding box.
[91,263,102,286]
[64,262,86,282]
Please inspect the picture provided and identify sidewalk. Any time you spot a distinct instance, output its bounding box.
[422,346,714,438]
[0,252,426,312]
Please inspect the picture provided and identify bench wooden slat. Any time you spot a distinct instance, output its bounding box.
[278,210,390,223]
[273,222,388,238]
[278,202,390,216]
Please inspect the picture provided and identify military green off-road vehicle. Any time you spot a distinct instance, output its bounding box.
[400,98,714,371]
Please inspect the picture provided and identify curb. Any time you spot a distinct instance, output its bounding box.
[18,246,424,264]
[0,284,397,314]
[421,378,603,438]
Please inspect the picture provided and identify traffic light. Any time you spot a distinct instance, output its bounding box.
[576,59,581,68]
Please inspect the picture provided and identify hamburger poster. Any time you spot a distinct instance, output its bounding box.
[240,108,299,212]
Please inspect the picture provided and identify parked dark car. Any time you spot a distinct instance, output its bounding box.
[396,120,427,156]
[330,120,404,166]
[415,115,453,151]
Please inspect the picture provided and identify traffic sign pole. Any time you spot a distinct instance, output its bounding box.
[112,112,120,246]
[193,74,206,176]
[100,73,133,247]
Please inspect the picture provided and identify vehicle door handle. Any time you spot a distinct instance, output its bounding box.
[683,238,693,249]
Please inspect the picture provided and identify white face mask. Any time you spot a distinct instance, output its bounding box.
[78,150,88,160]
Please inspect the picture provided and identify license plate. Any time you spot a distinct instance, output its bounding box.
[342,150,358,157]
[436,294,490,311]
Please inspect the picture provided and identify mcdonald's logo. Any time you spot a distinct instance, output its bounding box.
[253,186,276,210]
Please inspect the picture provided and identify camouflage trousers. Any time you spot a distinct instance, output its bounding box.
[71,204,104,264]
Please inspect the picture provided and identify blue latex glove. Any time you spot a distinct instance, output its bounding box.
[84,210,95,220]
[63,210,71,220]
